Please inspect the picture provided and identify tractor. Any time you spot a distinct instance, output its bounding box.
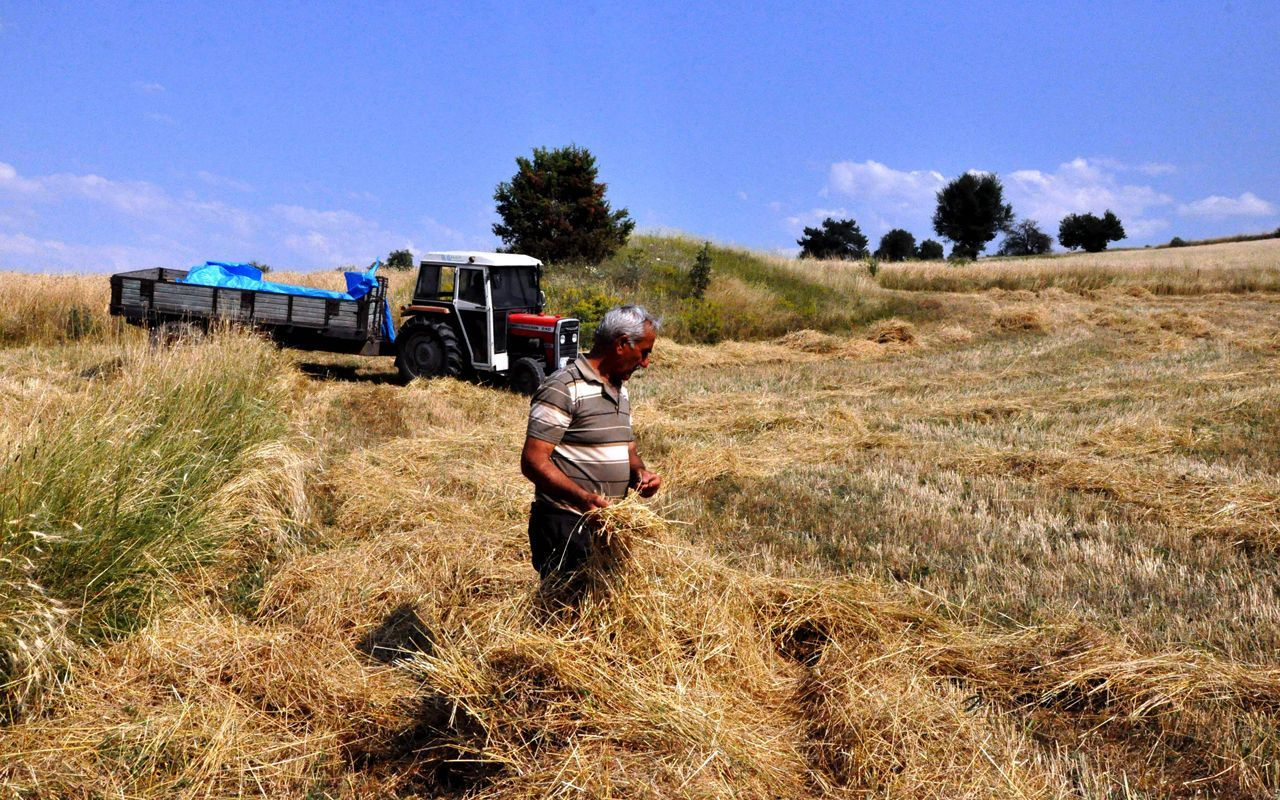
[395,252,580,393]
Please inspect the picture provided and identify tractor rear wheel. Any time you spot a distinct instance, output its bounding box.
[396,322,464,383]
[509,356,546,396]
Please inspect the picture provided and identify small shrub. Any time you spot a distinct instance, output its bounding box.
[688,242,713,299]
[551,286,623,345]
[63,305,100,340]
[385,250,414,270]
[617,250,645,289]
[673,298,723,344]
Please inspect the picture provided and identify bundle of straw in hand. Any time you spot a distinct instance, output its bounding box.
[581,495,667,567]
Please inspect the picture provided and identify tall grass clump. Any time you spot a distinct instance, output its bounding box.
[0,331,308,715]
[0,272,122,347]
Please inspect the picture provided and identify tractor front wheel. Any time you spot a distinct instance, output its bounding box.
[396,322,464,383]
[509,356,546,396]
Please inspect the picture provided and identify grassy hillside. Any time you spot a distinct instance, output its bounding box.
[1,238,1279,797]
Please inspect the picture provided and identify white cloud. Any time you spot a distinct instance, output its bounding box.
[196,171,253,192]
[132,81,166,94]
[814,160,948,241]
[1178,192,1276,219]
[1004,158,1173,239]
[783,207,850,233]
[0,162,40,193]
[0,231,175,271]
[825,160,945,216]
[272,204,395,265]
[1124,217,1171,239]
[274,204,370,230]
[0,161,450,270]
[422,216,471,249]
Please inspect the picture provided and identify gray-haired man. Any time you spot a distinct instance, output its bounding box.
[520,305,662,582]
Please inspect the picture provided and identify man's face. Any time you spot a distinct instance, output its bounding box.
[607,323,657,384]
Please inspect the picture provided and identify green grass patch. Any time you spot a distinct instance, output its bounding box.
[1,332,303,715]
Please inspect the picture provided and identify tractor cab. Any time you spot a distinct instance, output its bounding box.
[397,251,580,393]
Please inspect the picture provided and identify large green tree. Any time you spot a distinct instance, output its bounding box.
[932,173,1014,260]
[997,218,1053,257]
[797,217,868,259]
[875,228,917,262]
[492,145,635,264]
[915,239,945,260]
[1058,211,1125,252]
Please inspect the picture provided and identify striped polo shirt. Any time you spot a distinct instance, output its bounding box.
[526,356,633,511]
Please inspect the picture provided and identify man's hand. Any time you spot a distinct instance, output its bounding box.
[632,468,662,498]
[627,441,661,499]
[578,492,613,513]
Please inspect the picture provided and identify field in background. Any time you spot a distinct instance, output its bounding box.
[876,238,1280,294]
[1,238,1278,797]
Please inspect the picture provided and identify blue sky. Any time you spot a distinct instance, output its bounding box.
[2,1,1277,271]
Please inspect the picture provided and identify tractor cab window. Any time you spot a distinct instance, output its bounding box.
[489,266,540,309]
[416,265,456,302]
[457,268,486,305]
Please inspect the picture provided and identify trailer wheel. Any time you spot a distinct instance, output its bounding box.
[509,356,546,396]
[396,322,463,383]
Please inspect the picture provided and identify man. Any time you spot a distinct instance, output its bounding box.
[520,305,662,583]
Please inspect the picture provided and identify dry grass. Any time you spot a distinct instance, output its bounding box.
[874,238,1280,294]
[2,248,1279,797]
[0,272,125,347]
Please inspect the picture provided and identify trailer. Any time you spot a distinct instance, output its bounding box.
[109,264,394,356]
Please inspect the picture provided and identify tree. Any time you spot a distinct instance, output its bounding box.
[386,249,414,270]
[916,239,945,260]
[996,218,1053,257]
[797,217,868,259]
[875,228,917,262]
[1058,210,1125,252]
[932,173,1014,260]
[688,241,713,299]
[248,260,271,274]
[492,145,635,264]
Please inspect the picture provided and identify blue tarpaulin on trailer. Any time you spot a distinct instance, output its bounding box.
[178,261,395,342]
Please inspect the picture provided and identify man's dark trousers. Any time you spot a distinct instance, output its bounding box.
[528,502,591,581]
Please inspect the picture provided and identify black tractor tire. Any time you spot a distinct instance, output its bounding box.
[396,322,464,383]
[509,356,546,396]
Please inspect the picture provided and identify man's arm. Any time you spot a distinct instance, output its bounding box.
[627,440,662,498]
[521,436,611,512]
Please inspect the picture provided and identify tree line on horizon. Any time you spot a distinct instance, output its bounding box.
[797,173,1128,262]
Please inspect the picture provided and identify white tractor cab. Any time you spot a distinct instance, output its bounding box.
[395,251,580,393]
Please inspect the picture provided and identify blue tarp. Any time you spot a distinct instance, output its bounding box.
[179,261,395,342]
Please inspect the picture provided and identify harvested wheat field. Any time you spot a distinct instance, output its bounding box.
[2,246,1279,798]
